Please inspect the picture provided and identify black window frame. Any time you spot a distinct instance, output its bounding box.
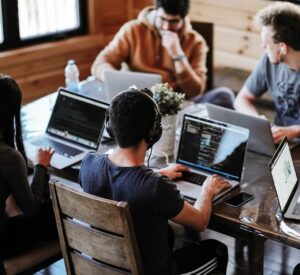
[0,0,87,51]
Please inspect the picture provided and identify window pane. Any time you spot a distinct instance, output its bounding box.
[18,0,80,40]
[0,0,3,43]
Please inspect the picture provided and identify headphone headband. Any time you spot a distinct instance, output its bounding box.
[105,88,162,147]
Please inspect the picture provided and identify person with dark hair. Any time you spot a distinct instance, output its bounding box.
[91,0,234,108]
[294,263,300,275]
[0,75,57,272]
[80,88,231,274]
[235,2,300,143]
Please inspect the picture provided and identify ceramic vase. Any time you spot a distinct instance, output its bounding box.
[152,114,177,157]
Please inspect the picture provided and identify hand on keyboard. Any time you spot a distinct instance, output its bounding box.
[202,175,231,198]
[33,147,55,167]
[159,163,190,180]
[180,171,207,186]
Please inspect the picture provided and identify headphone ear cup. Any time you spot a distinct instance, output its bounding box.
[145,113,162,147]
[105,110,114,138]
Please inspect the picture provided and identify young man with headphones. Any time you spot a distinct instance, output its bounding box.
[234,2,300,144]
[80,88,231,274]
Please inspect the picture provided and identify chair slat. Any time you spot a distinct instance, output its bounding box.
[56,182,125,234]
[64,219,131,269]
[71,252,129,275]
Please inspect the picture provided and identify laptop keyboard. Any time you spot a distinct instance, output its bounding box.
[292,202,300,215]
[181,171,207,186]
[32,138,83,158]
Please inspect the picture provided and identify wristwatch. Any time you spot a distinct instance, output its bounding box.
[172,53,186,62]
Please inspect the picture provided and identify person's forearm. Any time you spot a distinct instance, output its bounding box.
[193,191,214,229]
[174,59,204,98]
[234,93,259,116]
[91,62,115,82]
[294,125,300,137]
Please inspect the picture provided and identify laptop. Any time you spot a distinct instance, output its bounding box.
[25,88,109,169]
[175,114,249,201]
[102,70,161,102]
[206,103,275,156]
[269,137,300,221]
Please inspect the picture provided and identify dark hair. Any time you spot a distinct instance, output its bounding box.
[254,2,300,51]
[0,75,27,164]
[155,0,190,18]
[109,88,157,148]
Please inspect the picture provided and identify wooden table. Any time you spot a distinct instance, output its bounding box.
[22,86,300,275]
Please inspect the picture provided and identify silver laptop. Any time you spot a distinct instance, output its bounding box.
[269,137,300,221]
[103,70,161,102]
[175,115,249,201]
[206,103,275,157]
[25,88,109,169]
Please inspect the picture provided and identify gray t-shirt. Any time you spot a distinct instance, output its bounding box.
[245,54,300,126]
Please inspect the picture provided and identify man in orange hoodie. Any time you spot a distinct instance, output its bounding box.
[92,0,234,107]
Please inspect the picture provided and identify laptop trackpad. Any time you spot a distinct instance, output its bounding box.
[176,181,202,200]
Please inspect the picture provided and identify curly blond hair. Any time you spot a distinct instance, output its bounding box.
[254,2,300,50]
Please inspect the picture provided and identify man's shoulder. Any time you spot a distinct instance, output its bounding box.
[120,19,149,33]
[81,153,106,169]
[182,24,207,47]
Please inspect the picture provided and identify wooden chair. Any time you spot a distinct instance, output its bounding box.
[49,179,143,275]
[191,21,214,92]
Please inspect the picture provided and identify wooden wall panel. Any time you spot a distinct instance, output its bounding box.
[0,35,105,103]
[191,0,269,14]
[131,0,153,18]
[17,63,92,103]
[88,0,131,34]
[190,3,257,32]
[215,26,263,59]
[190,0,274,70]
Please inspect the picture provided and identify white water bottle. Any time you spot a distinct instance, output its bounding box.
[65,60,80,92]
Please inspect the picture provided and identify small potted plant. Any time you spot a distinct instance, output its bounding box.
[150,83,185,156]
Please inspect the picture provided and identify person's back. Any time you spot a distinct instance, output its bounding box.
[80,88,230,274]
[80,153,183,274]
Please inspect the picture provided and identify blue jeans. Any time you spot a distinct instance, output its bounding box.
[192,87,235,109]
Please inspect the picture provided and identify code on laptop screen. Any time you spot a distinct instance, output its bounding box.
[177,115,249,180]
[47,91,108,149]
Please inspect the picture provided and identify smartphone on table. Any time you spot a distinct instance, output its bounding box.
[225,192,254,207]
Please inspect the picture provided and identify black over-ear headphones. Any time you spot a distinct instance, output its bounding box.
[105,89,162,147]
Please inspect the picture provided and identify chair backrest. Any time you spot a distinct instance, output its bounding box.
[191,21,214,92]
[49,179,143,275]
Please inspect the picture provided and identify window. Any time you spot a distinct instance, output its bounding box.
[0,0,86,51]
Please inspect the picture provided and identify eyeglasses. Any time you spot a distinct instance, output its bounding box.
[157,16,183,26]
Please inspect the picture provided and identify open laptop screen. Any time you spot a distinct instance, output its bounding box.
[177,115,249,181]
[269,138,298,212]
[46,90,108,149]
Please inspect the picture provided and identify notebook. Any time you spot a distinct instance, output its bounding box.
[24,88,109,169]
[269,137,300,221]
[175,115,249,201]
[102,70,161,102]
[206,103,275,157]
